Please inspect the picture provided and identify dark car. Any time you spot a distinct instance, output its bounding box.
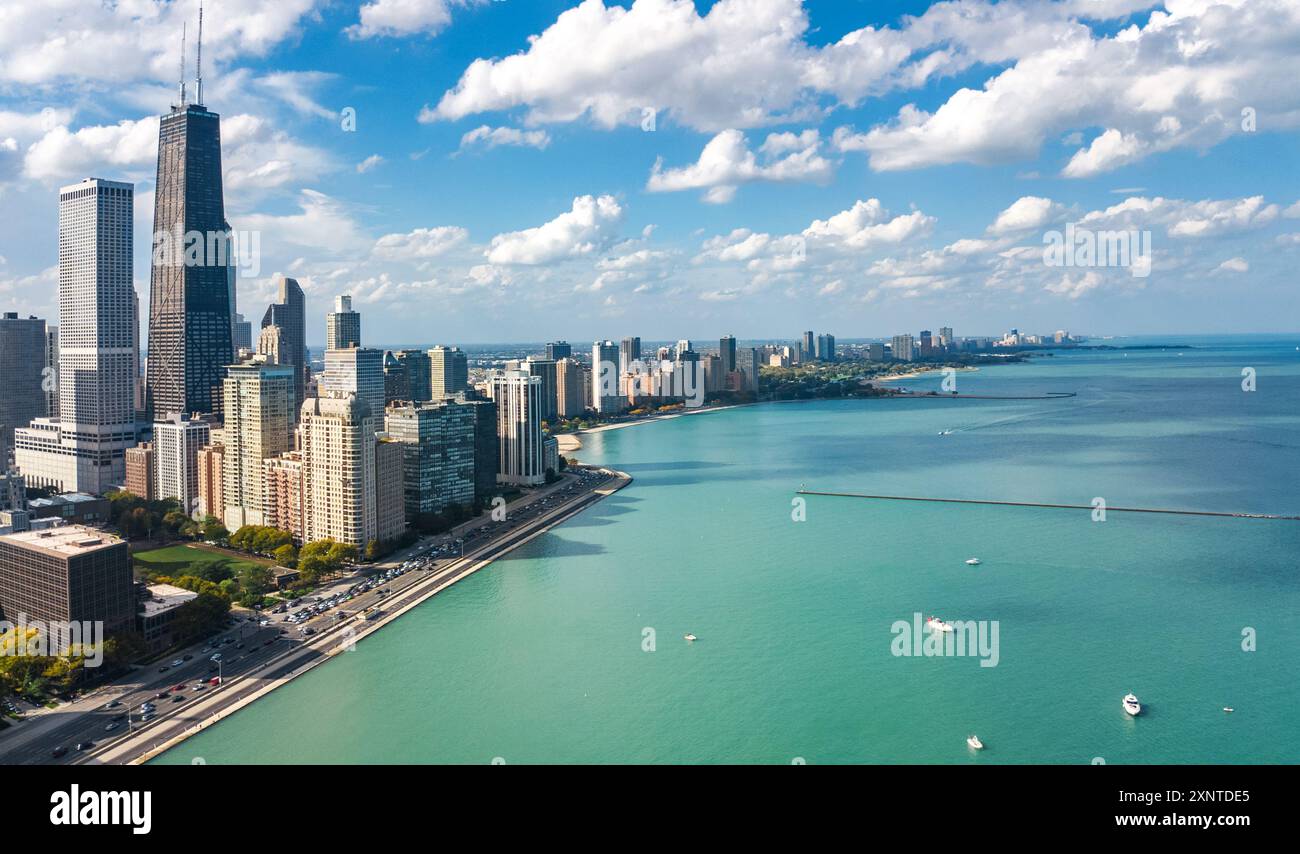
[75,742,94,751]
[171,695,185,703]
[52,746,68,758]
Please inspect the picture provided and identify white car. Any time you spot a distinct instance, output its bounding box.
[170,658,184,667]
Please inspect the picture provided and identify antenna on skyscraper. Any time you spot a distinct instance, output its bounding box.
[178,21,188,107]
[194,1,204,106]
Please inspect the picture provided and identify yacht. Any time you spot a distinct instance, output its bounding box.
[683,633,698,642]
[926,616,954,633]
[1122,693,1142,716]
[967,735,984,750]
[1223,707,1234,713]
[965,558,982,566]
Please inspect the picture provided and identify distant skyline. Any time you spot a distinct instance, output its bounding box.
[2,1,1299,343]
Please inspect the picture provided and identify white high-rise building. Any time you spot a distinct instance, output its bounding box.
[490,370,544,486]
[300,394,377,547]
[15,178,137,494]
[325,295,361,350]
[221,359,295,529]
[591,340,621,414]
[320,347,384,421]
[428,345,468,400]
[154,413,210,512]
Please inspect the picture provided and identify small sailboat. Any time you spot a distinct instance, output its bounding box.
[926,616,954,633]
[683,633,698,642]
[1122,693,1142,716]
[965,558,982,566]
[967,735,984,750]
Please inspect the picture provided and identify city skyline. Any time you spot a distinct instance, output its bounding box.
[1,1,1297,343]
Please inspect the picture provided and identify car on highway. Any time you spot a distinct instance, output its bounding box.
[210,653,222,661]
[171,658,185,667]
[157,665,169,673]
[75,741,94,751]
[171,695,184,703]
[52,746,68,758]
[104,723,118,732]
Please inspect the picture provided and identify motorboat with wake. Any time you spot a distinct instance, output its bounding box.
[1122,693,1142,716]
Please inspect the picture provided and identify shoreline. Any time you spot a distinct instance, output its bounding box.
[873,365,980,384]
[554,402,752,454]
[74,469,631,766]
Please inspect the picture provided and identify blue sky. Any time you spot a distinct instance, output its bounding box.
[1,0,1298,346]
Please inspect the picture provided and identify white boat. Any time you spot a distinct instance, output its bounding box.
[683,633,697,642]
[967,735,984,750]
[1122,693,1142,716]
[926,616,954,633]
[965,558,981,566]
[1223,707,1234,713]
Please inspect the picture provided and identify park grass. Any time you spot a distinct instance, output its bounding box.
[133,543,269,581]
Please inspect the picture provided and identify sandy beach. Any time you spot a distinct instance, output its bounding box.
[874,365,980,384]
[554,403,750,455]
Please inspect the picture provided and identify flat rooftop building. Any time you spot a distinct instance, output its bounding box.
[0,524,134,650]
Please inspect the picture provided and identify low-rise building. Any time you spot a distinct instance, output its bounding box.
[27,493,111,526]
[137,583,199,651]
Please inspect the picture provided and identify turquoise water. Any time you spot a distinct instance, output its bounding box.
[156,335,1300,764]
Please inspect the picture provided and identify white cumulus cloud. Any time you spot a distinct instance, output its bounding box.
[487,194,623,265]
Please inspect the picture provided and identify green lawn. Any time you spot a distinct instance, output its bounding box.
[133,544,269,582]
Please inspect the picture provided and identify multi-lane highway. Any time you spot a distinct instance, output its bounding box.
[0,467,627,765]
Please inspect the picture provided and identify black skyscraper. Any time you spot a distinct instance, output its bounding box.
[145,96,233,419]
[261,276,308,415]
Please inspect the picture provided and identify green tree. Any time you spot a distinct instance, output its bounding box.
[169,592,231,644]
[201,515,229,542]
[272,543,298,567]
[238,564,273,598]
[297,554,327,584]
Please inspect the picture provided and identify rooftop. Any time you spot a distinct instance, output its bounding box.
[28,492,102,508]
[139,583,198,618]
[0,524,122,557]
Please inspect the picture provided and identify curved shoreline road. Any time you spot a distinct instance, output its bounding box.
[0,467,629,766]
